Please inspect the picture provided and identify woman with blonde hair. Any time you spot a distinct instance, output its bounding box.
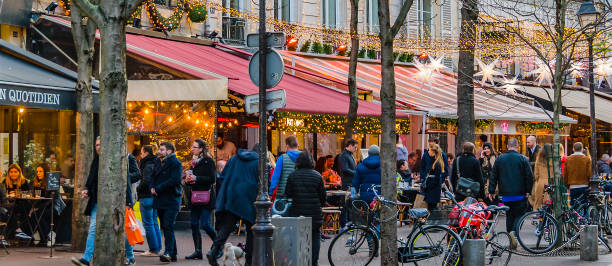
[2,164,32,240]
[3,164,30,194]
[422,144,447,211]
[529,144,565,210]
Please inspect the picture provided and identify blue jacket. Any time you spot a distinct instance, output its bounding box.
[352,155,381,203]
[420,151,449,204]
[269,150,301,195]
[216,149,259,224]
[151,153,183,210]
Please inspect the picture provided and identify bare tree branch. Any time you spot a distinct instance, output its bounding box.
[72,0,105,26]
[391,0,414,37]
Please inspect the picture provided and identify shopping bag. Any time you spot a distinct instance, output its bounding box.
[125,207,144,245]
[413,193,427,209]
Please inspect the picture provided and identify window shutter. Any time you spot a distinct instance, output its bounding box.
[405,0,419,38]
[441,0,452,39]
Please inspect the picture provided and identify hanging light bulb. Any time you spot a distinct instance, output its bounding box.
[168,116,173,122]
[144,108,149,114]
[196,119,200,124]
[174,104,179,109]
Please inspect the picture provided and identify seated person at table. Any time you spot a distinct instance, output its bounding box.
[30,163,52,246]
[316,155,341,188]
[2,164,33,240]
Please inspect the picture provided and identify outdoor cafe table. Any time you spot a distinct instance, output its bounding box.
[1,195,53,246]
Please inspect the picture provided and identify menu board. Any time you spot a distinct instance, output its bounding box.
[47,171,61,191]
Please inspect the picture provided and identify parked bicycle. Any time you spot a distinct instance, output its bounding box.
[327,185,462,266]
[441,184,512,266]
[515,184,612,254]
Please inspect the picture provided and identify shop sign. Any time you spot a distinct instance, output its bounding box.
[494,120,517,134]
[0,84,87,110]
[286,118,305,127]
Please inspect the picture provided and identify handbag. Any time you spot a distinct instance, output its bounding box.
[191,190,211,205]
[420,168,435,192]
[271,197,292,216]
[455,156,481,197]
[125,207,144,245]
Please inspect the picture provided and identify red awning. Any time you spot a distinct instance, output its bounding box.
[125,34,400,117]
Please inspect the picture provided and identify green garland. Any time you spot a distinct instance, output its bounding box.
[275,112,410,134]
[430,118,495,132]
[517,121,569,133]
[146,0,187,31]
[188,3,207,23]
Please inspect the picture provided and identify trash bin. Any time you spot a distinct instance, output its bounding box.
[271,216,312,266]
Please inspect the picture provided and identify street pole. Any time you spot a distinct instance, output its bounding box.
[252,0,274,264]
[588,35,598,181]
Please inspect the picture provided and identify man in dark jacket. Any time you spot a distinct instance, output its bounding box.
[338,139,358,190]
[137,145,162,256]
[450,142,485,201]
[285,152,326,266]
[526,136,541,169]
[151,142,183,263]
[207,146,260,266]
[489,138,534,233]
[351,145,381,203]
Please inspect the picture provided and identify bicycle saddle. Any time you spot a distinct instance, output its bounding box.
[488,205,510,212]
[409,208,429,218]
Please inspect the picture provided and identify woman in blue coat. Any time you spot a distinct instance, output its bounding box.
[421,144,447,211]
[351,145,381,203]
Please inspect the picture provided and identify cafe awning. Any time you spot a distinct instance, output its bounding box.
[280,51,575,123]
[0,39,99,110]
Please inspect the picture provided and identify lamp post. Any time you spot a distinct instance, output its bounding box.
[577,0,600,183]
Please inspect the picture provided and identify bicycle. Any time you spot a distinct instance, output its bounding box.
[327,185,462,266]
[515,185,612,254]
[441,185,512,266]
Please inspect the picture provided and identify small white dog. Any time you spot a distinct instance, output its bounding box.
[222,242,245,266]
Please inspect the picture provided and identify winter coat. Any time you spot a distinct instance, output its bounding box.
[530,158,552,210]
[563,153,592,187]
[84,155,99,216]
[450,152,485,200]
[285,168,326,226]
[338,149,356,188]
[351,155,381,203]
[489,150,534,198]
[598,160,612,174]
[421,157,447,204]
[480,154,497,195]
[126,153,141,207]
[527,145,542,167]
[137,154,161,199]
[186,156,217,210]
[420,150,449,183]
[269,150,301,196]
[216,149,259,224]
[151,153,183,210]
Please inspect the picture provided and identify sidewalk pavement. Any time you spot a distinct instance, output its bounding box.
[4,227,612,265]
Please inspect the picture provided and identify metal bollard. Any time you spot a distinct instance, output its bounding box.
[462,239,485,266]
[580,225,599,261]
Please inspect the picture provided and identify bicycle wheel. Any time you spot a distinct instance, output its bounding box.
[328,226,378,266]
[486,232,512,266]
[603,204,612,235]
[408,225,462,266]
[516,210,560,254]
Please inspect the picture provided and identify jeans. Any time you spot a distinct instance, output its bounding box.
[570,187,589,208]
[190,206,216,252]
[140,197,162,253]
[158,207,179,258]
[211,211,253,264]
[312,226,321,266]
[503,198,529,233]
[125,237,134,260]
[82,204,97,262]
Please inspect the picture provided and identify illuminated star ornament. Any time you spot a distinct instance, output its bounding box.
[500,76,521,95]
[594,58,612,87]
[569,62,586,78]
[428,54,446,73]
[475,58,502,86]
[527,59,553,87]
[414,60,434,89]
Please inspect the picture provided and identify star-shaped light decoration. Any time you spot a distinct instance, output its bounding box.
[414,60,434,89]
[428,54,446,74]
[475,58,502,86]
[500,76,521,95]
[569,62,586,78]
[527,59,553,87]
[594,58,612,87]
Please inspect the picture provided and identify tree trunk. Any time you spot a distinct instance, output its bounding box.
[344,0,359,141]
[378,2,397,265]
[70,5,96,252]
[455,0,478,155]
[92,21,129,266]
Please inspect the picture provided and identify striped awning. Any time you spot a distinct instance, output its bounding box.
[281,51,575,123]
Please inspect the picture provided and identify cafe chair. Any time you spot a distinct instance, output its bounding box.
[0,207,9,254]
[321,207,341,235]
[396,202,412,227]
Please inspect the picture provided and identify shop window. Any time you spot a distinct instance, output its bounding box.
[222,0,245,44]
[366,0,379,33]
[429,132,448,152]
[322,0,338,29]
[274,0,292,23]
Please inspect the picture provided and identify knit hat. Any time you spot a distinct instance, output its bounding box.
[368,145,380,155]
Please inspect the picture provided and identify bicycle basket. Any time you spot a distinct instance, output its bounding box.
[350,200,373,226]
[425,208,459,226]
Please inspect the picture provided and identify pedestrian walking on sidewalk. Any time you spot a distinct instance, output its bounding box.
[137,145,162,257]
[285,152,326,266]
[207,145,260,266]
[185,139,217,260]
[269,136,301,200]
[450,142,485,202]
[351,145,381,204]
[421,144,447,211]
[488,138,534,233]
[564,142,592,207]
[151,142,183,263]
